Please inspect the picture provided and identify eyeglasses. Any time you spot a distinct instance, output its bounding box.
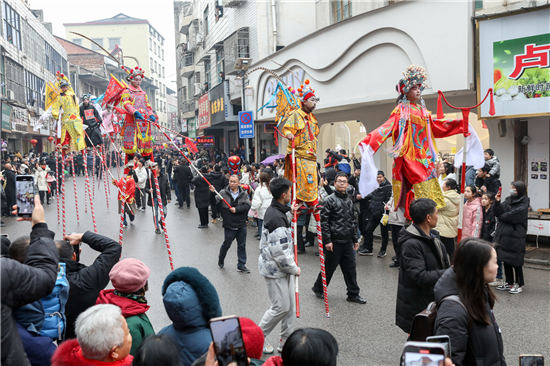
[335,179,348,184]
[307,97,320,103]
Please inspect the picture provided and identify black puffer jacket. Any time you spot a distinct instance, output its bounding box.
[208,171,227,192]
[217,187,251,229]
[434,268,506,366]
[494,195,529,267]
[174,164,193,187]
[192,175,211,208]
[1,223,59,366]
[396,224,450,333]
[62,231,121,339]
[480,205,496,243]
[321,190,359,245]
[365,178,392,216]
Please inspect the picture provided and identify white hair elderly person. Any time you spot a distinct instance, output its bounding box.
[52,304,133,366]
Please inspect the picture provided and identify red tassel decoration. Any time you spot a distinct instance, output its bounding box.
[437,92,444,119]
[489,89,495,116]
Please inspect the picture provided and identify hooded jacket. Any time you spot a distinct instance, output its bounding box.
[95,290,154,356]
[258,200,299,278]
[480,204,496,243]
[207,171,227,192]
[494,195,529,267]
[435,189,461,238]
[434,268,506,366]
[396,224,449,333]
[51,339,133,366]
[462,197,482,239]
[159,267,222,366]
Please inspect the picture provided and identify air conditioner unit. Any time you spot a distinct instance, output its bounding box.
[7,90,15,100]
[193,83,203,96]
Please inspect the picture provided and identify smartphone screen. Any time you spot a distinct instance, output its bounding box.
[209,316,247,366]
[520,355,544,366]
[404,352,445,365]
[16,175,35,217]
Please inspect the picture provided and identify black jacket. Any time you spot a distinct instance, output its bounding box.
[264,199,291,233]
[494,195,529,267]
[434,268,506,366]
[192,175,211,208]
[217,187,251,229]
[79,104,102,127]
[62,231,121,339]
[396,224,450,333]
[365,178,392,216]
[208,171,227,192]
[2,168,16,206]
[480,205,496,242]
[1,223,58,366]
[174,165,193,187]
[321,190,359,245]
[146,171,171,207]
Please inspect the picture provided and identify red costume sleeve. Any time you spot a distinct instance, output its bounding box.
[360,112,398,153]
[430,116,464,138]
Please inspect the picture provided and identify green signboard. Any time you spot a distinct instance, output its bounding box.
[1,103,12,131]
[188,118,196,138]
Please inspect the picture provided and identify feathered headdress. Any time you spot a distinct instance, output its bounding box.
[55,71,70,88]
[296,79,316,102]
[396,65,428,94]
[121,65,145,80]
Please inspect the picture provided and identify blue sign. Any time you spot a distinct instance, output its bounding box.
[238,110,254,139]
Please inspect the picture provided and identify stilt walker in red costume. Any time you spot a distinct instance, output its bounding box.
[358,65,485,218]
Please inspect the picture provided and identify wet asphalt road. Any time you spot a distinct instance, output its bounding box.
[2,173,549,365]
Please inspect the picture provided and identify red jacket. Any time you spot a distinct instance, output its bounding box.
[51,339,133,366]
[113,176,135,203]
[95,290,149,317]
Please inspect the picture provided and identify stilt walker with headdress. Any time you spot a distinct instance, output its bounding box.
[358,65,491,220]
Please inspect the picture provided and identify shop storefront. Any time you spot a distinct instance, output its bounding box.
[478,8,550,213]
[203,80,240,155]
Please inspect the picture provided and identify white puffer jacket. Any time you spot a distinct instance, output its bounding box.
[251,184,273,220]
[34,167,50,191]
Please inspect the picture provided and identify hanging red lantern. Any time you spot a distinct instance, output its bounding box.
[30,138,38,147]
[48,136,55,143]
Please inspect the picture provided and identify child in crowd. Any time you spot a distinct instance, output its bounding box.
[462,185,482,239]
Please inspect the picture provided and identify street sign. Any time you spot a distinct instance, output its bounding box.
[238,110,254,139]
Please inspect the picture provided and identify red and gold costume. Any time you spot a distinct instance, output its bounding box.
[113,175,136,214]
[119,84,154,158]
[359,65,467,212]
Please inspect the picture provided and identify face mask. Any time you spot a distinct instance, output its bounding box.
[510,189,517,195]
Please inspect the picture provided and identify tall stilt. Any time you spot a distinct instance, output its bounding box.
[119,199,125,246]
[290,140,300,318]
[100,146,110,209]
[314,209,330,317]
[70,154,80,224]
[82,150,97,232]
[61,153,67,236]
[92,153,96,197]
[153,170,174,271]
[55,150,60,225]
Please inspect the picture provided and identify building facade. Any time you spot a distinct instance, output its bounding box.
[64,13,169,132]
[0,1,68,154]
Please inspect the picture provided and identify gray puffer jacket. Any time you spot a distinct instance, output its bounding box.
[258,200,299,278]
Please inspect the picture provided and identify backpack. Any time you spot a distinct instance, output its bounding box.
[40,262,70,340]
[409,295,466,342]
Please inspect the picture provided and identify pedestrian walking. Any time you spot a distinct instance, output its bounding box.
[396,198,450,333]
[434,238,506,366]
[134,159,148,211]
[435,178,460,258]
[146,162,171,234]
[494,181,529,294]
[312,172,366,304]
[174,160,193,209]
[258,177,300,354]
[212,175,251,273]
[251,172,273,239]
[34,163,51,205]
[359,171,392,257]
[207,165,227,223]
[192,167,211,228]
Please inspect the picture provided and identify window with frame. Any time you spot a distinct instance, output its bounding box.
[24,70,45,109]
[237,29,249,58]
[183,52,194,66]
[3,3,22,49]
[215,47,224,85]
[331,0,352,23]
[204,58,211,90]
[108,37,120,50]
[203,6,209,36]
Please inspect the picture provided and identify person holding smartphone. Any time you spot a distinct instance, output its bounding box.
[433,238,506,366]
[258,177,301,354]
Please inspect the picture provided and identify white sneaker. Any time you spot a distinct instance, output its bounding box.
[509,284,523,294]
[263,343,274,354]
[277,339,284,353]
[496,283,512,291]
[488,279,504,287]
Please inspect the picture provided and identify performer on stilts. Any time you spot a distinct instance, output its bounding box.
[112,165,136,228]
[358,66,485,216]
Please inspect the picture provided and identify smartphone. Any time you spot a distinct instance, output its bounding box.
[426,335,451,358]
[209,315,247,366]
[519,354,544,366]
[16,175,35,218]
[401,341,446,366]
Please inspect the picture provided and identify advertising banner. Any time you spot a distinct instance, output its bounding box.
[197,93,211,130]
[478,9,550,118]
[196,136,215,147]
[209,82,226,125]
[188,118,196,138]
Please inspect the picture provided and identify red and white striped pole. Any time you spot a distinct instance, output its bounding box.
[101,146,111,196]
[152,169,174,271]
[61,153,67,237]
[119,197,125,246]
[55,150,60,224]
[70,154,80,224]
[82,150,97,233]
[99,146,110,209]
[92,152,96,197]
[290,139,300,318]
[314,209,330,317]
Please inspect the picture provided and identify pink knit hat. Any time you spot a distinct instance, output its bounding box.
[109,258,151,293]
